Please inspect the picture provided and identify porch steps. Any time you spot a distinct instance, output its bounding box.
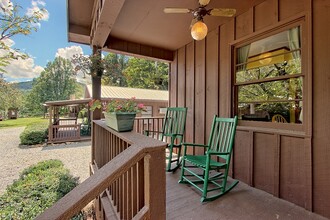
[100,193,119,220]
[91,161,120,220]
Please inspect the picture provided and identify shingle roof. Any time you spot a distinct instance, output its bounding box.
[86,85,168,101]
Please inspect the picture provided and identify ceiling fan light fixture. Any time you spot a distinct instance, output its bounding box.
[191,21,208,41]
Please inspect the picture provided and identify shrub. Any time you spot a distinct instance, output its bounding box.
[0,160,79,220]
[20,121,48,145]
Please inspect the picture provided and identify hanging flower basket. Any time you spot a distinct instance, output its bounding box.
[104,112,136,132]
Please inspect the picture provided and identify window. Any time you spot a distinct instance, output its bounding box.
[234,26,302,124]
[141,106,152,117]
[159,107,167,115]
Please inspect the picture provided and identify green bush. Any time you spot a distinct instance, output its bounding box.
[19,121,48,145]
[0,160,79,220]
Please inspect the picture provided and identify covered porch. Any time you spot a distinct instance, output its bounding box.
[37,121,326,219]
[36,0,330,219]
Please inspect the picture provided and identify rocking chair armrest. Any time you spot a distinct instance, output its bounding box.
[144,130,163,135]
[168,133,184,138]
[182,143,208,148]
[207,151,230,156]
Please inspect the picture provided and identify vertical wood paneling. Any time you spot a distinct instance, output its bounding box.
[194,39,206,150]
[253,133,276,195]
[312,0,330,217]
[177,46,186,107]
[185,42,195,144]
[279,0,308,21]
[233,130,251,184]
[168,0,326,216]
[280,136,310,209]
[205,29,219,142]
[170,51,178,107]
[219,20,235,117]
[254,0,278,31]
[235,8,254,39]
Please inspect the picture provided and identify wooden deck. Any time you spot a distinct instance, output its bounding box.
[166,171,326,220]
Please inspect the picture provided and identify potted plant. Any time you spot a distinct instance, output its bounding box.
[89,98,145,132]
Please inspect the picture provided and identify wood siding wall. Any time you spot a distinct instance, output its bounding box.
[169,0,330,218]
[312,0,330,216]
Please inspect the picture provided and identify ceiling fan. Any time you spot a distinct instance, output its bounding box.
[164,0,236,40]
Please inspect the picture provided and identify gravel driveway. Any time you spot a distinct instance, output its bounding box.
[0,127,91,195]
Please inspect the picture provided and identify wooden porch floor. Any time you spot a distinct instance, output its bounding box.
[166,171,326,220]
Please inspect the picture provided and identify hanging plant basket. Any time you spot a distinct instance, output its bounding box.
[104,112,136,132]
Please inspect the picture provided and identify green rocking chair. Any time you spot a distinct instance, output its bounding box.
[179,115,238,202]
[145,107,187,172]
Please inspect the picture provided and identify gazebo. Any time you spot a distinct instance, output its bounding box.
[44,98,92,143]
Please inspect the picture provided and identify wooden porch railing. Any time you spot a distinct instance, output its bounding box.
[134,116,164,139]
[48,118,80,143]
[48,124,81,142]
[37,120,166,220]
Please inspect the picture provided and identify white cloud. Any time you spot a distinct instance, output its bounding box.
[55,46,84,60]
[1,38,14,47]
[3,57,44,79]
[55,46,91,85]
[32,0,45,7]
[26,0,49,26]
[0,0,13,14]
[0,35,42,80]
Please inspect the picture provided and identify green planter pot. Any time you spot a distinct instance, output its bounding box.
[104,112,136,132]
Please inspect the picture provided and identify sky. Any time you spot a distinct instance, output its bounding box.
[1,0,91,82]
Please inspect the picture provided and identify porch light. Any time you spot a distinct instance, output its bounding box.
[191,20,208,41]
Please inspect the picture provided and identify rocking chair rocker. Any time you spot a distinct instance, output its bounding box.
[145,107,187,172]
[179,115,238,202]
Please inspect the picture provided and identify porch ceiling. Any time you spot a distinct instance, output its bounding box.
[67,0,265,57]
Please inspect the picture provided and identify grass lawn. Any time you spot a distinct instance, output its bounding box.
[0,117,48,129]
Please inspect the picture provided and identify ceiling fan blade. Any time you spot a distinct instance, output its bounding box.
[198,0,211,6]
[209,8,236,17]
[164,8,191,14]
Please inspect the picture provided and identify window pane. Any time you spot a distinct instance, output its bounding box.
[238,78,302,103]
[236,27,301,83]
[237,77,303,124]
[236,53,301,83]
[238,101,302,124]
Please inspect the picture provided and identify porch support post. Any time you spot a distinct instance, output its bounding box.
[48,106,53,143]
[144,150,166,219]
[91,46,102,120]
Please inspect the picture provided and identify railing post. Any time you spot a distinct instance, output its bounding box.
[144,150,166,220]
[91,121,96,165]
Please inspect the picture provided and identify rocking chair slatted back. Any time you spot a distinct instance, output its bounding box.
[162,107,187,139]
[208,117,237,159]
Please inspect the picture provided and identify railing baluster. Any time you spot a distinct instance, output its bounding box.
[131,165,138,217]
[138,158,144,211]
[123,169,128,219]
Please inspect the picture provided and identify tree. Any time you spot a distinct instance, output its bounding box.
[71,52,169,90]
[124,57,169,90]
[0,0,46,72]
[102,53,127,86]
[0,78,22,117]
[25,57,77,114]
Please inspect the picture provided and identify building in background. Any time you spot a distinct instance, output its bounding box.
[84,85,168,117]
